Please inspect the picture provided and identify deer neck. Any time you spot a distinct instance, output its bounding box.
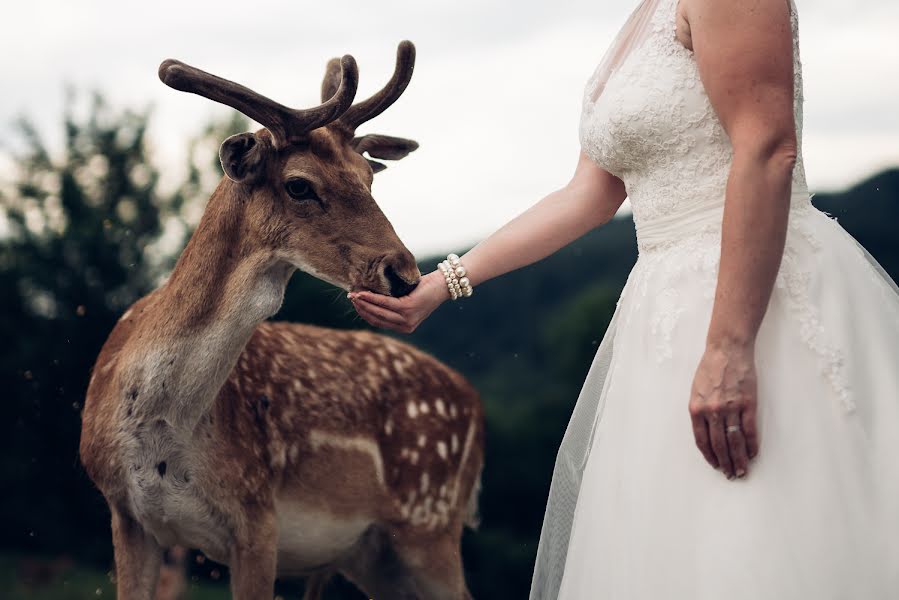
[120,180,293,430]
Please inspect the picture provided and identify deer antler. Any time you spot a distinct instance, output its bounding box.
[158,55,359,148]
[337,40,415,131]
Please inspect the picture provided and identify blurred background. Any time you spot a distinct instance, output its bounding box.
[1,0,897,598]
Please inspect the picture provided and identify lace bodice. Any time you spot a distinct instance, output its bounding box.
[576,0,860,413]
[579,0,808,251]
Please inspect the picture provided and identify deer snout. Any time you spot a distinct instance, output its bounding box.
[383,252,421,297]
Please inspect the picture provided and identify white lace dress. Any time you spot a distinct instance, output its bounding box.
[531,0,899,598]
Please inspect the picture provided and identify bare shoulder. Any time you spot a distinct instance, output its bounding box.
[679,0,792,34]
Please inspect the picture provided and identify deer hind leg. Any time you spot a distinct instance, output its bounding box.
[336,526,424,599]
[301,569,335,600]
[393,531,473,600]
[229,510,278,600]
[111,509,164,600]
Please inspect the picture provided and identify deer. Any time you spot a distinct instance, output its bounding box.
[79,41,485,600]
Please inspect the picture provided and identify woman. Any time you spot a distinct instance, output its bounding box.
[350,0,899,597]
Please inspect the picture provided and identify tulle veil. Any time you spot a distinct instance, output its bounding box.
[528,3,664,597]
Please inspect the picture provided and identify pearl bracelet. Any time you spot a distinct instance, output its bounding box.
[437,253,473,300]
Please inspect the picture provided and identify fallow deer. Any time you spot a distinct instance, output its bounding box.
[79,42,485,600]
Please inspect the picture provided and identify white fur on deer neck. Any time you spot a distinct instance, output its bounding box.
[118,256,292,432]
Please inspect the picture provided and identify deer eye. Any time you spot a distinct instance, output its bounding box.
[284,178,318,201]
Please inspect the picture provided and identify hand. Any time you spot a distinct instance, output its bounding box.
[349,270,450,333]
[688,340,759,480]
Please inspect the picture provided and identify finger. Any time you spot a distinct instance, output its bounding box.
[353,302,406,331]
[351,290,404,311]
[741,403,760,460]
[707,412,734,478]
[725,411,749,478]
[352,298,406,327]
[354,304,401,332]
[354,302,414,333]
[690,409,719,468]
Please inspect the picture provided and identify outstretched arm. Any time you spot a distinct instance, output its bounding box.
[459,151,626,287]
[686,0,798,480]
[350,150,627,331]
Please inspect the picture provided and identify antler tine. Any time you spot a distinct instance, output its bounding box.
[339,41,415,131]
[321,57,343,103]
[158,56,359,148]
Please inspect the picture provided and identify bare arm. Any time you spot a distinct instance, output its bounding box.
[686,0,797,479]
[349,151,626,330]
[693,0,798,349]
[460,151,626,287]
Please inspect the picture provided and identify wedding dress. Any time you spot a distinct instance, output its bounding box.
[529,0,899,597]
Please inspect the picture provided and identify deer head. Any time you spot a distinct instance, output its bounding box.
[158,42,421,297]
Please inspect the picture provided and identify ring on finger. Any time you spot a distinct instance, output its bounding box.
[725,424,742,434]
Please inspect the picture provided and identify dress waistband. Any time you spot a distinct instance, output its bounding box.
[635,189,812,253]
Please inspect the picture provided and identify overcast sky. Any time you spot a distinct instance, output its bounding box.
[3,0,898,256]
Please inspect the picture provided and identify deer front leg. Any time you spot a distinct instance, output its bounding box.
[111,509,164,600]
[229,509,278,600]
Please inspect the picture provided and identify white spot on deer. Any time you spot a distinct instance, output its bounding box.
[451,433,460,454]
[436,441,448,460]
[121,308,133,321]
[384,418,393,435]
[393,359,406,374]
[420,472,429,493]
[292,379,303,393]
[449,403,458,419]
[401,447,409,458]
[307,370,317,380]
[417,433,427,447]
[308,430,386,487]
[407,402,419,418]
[449,418,478,506]
[435,398,446,417]
[419,402,430,415]
[270,446,287,470]
[379,366,390,377]
[288,443,299,463]
[375,347,387,360]
[439,484,447,498]
[410,450,419,465]
[435,499,449,520]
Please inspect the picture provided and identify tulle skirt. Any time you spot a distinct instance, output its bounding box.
[530,198,899,599]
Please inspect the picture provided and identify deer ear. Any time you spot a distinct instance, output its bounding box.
[352,134,418,173]
[367,159,388,173]
[219,133,268,183]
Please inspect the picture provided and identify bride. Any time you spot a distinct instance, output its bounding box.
[350,0,899,597]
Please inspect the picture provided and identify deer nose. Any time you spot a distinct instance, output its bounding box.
[383,254,420,297]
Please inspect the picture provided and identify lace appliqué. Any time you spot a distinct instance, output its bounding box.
[650,288,685,363]
[775,243,855,414]
[631,227,721,363]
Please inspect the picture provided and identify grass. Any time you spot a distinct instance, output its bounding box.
[0,553,230,600]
